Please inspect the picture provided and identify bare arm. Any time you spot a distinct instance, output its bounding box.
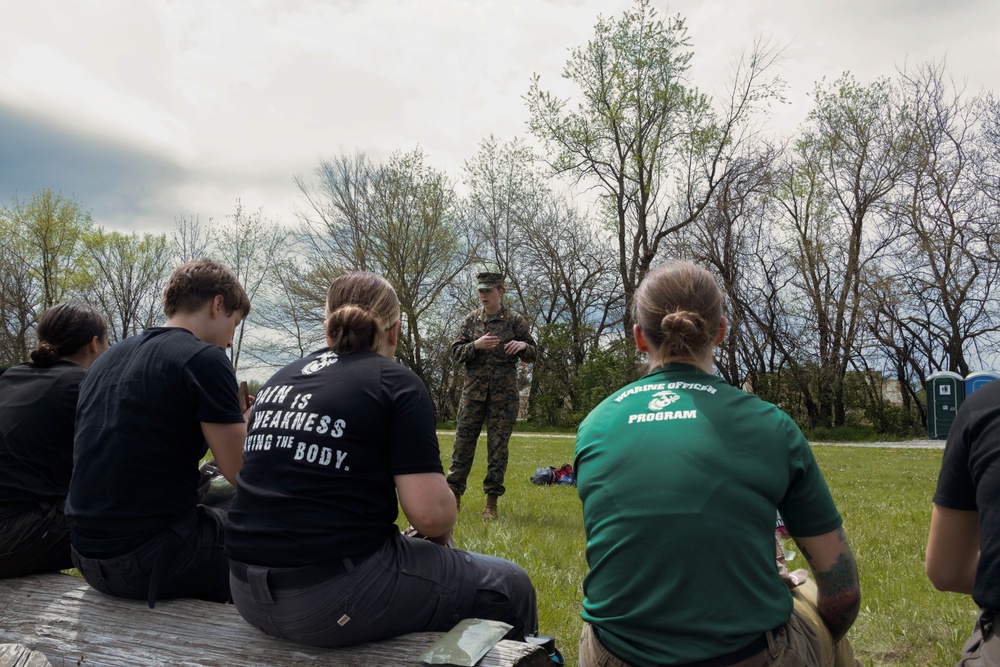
[396,472,457,541]
[201,421,247,484]
[793,526,861,641]
[926,504,979,594]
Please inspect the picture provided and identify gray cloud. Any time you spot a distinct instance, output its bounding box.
[0,104,184,231]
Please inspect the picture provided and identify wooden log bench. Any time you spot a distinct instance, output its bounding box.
[0,574,549,667]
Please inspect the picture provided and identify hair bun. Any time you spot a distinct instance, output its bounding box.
[29,341,60,366]
[326,304,381,354]
[661,310,705,336]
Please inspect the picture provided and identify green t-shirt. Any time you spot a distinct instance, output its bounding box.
[575,363,842,666]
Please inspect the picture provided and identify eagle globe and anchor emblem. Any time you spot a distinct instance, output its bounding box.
[302,351,339,375]
[648,389,680,411]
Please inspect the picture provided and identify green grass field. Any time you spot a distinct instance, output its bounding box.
[421,435,977,666]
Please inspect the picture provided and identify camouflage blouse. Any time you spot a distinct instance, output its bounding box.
[451,305,536,402]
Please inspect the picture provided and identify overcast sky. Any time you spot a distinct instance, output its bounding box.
[2,0,998,235]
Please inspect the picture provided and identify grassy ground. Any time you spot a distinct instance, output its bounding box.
[419,434,977,666]
[815,445,977,666]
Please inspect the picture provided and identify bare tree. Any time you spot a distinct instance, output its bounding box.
[682,142,784,388]
[0,233,40,364]
[526,0,783,332]
[868,62,999,383]
[774,74,913,427]
[296,148,469,385]
[171,214,214,263]
[243,254,328,368]
[80,229,172,342]
[462,135,546,316]
[211,200,287,371]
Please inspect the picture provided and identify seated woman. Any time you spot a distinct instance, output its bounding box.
[225,271,537,647]
[0,300,108,577]
[575,261,862,667]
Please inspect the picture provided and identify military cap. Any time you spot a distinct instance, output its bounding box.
[477,272,504,290]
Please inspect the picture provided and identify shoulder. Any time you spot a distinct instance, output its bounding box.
[49,361,87,385]
[124,327,220,360]
[0,363,31,383]
[2,361,84,385]
[947,382,1000,452]
[365,355,428,399]
[961,380,1000,415]
[188,342,233,372]
[506,309,531,325]
[375,354,423,385]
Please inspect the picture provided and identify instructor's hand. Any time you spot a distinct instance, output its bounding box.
[504,340,526,355]
[475,333,501,350]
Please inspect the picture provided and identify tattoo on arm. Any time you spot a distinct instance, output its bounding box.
[812,531,861,641]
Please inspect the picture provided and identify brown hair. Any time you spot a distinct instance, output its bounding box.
[30,301,108,367]
[163,259,251,318]
[633,261,723,360]
[325,271,400,355]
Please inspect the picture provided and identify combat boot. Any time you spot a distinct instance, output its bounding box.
[482,494,499,520]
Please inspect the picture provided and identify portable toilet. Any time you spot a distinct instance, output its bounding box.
[965,370,1000,396]
[926,371,965,439]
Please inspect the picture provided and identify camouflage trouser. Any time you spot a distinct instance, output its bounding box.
[447,392,518,497]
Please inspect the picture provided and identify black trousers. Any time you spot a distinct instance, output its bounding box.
[0,501,72,577]
[72,505,230,606]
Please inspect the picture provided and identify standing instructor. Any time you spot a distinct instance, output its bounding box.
[447,272,536,519]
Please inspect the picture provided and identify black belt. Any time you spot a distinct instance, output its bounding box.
[672,632,769,667]
[230,557,359,590]
[595,626,771,667]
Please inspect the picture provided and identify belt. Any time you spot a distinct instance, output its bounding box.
[595,626,770,667]
[671,632,769,667]
[230,557,358,590]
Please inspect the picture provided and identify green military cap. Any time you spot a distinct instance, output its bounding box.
[477,272,504,290]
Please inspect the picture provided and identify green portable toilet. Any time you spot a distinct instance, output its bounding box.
[926,371,965,439]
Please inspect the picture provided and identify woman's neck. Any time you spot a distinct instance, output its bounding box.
[648,354,714,375]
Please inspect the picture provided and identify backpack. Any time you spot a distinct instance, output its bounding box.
[530,463,575,486]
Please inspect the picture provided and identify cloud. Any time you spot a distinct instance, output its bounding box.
[0,0,998,239]
[0,104,185,231]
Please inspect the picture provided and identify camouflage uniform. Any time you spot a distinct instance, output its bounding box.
[447,304,536,498]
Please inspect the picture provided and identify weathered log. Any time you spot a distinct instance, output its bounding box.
[0,574,549,667]
[0,643,54,667]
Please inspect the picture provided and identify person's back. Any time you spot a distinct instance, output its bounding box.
[575,261,861,667]
[0,362,86,509]
[577,364,842,661]
[225,271,538,648]
[66,259,250,606]
[0,301,108,577]
[226,349,432,567]
[68,328,239,531]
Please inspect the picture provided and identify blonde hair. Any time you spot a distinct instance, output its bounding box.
[325,272,400,354]
[633,261,723,360]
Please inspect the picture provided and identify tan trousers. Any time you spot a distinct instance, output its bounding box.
[578,579,861,667]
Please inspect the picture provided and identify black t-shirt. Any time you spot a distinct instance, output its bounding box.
[0,361,87,505]
[934,379,1000,610]
[225,348,443,567]
[66,328,243,539]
